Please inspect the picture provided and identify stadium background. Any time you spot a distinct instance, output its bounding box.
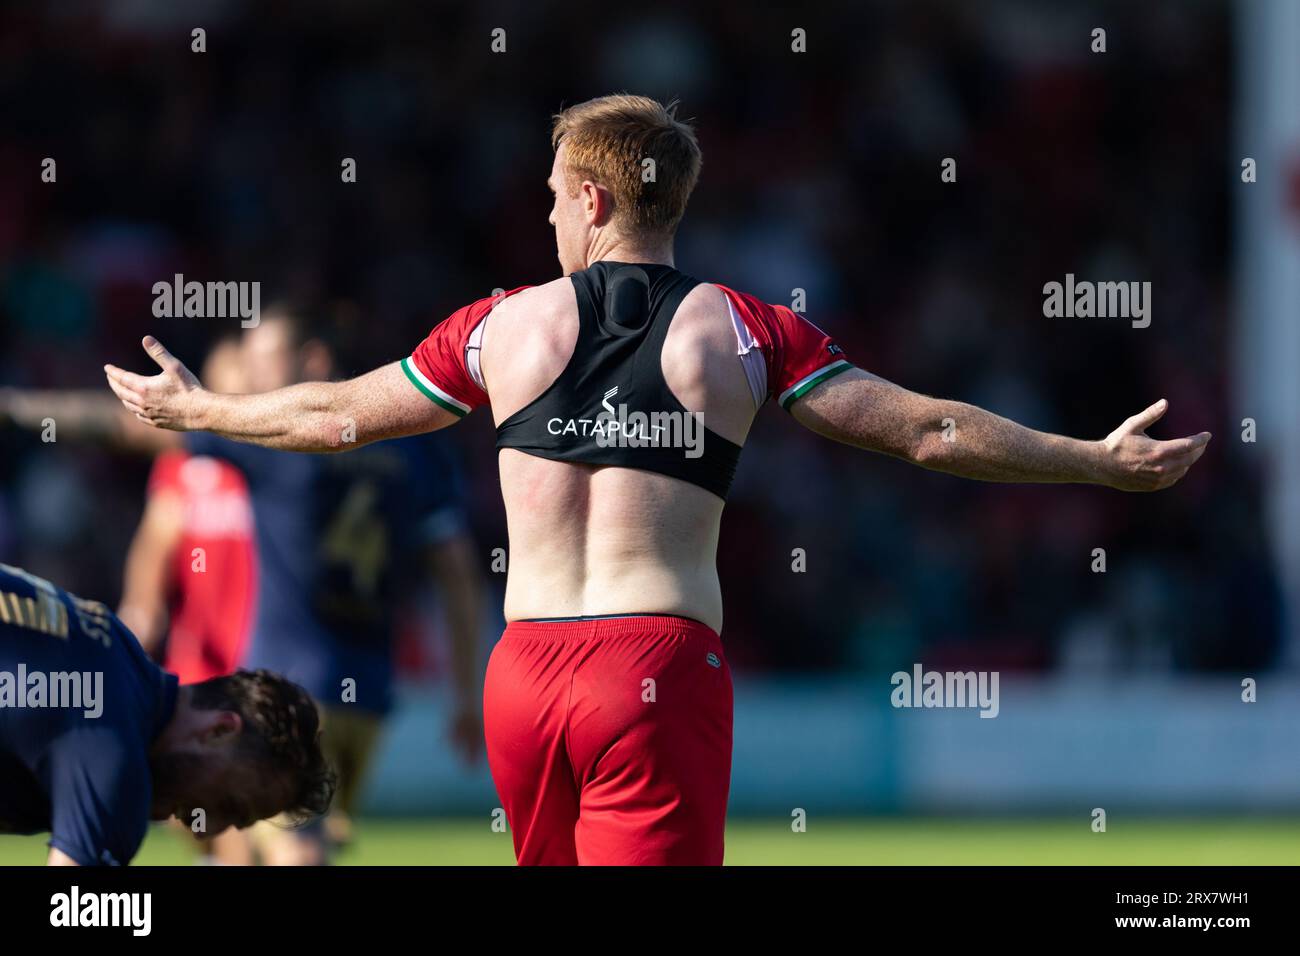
[2,0,1297,864]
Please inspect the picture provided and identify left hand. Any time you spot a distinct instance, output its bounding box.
[1098,399,1211,492]
[104,336,204,430]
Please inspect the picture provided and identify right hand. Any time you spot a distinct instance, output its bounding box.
[1099,399,1211,491]
[104,336,205,431]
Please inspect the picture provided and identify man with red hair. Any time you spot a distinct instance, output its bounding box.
[106,94,1211,865]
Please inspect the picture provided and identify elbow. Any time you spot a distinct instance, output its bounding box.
[310,384,369,452]
[310,416,358,452]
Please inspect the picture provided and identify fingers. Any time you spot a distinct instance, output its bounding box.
[1123,398,1168,435]
[103,363,154,393]
[103,365,137,397]
[1113,427,1212,492]
[1153,431,1213,459]
[1150,436,1211,489]
[104,366,147,413]
[1157,436,1211,474]
[142,335,177,372]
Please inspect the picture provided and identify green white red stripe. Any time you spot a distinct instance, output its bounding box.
[401,356,470,416]
[779,359,852,409]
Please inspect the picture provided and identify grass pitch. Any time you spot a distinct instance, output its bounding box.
[3,817,1298,865]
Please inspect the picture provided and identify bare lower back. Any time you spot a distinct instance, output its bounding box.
[498,449,725,629]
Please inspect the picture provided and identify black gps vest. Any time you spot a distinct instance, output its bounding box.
[495,262,742,500]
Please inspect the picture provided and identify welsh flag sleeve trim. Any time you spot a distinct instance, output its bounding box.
[778,359,852,410]
[401,356,470,417]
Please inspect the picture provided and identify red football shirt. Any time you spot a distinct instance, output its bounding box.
[146,450,257,684]
[402,282,851,416]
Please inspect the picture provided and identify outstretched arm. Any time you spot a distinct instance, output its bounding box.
[104,337,460,452]
[0,387,180,453]
[791,367,1210,491]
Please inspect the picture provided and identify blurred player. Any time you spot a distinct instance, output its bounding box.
[0,562,334,865]
[104,95,1211,865]
[117,338,258,865]
[179,309,485,865]
[1,340,260,864]
[117,337,256,681]
[8,320,484,864]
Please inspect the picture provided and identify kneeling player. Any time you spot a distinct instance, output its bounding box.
[0,563,335,866]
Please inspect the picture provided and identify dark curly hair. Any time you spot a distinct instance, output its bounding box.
[189,669,336,824]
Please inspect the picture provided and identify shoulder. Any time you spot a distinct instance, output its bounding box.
[483,277,577,355]
[709,282,853,408]
[486,277,574,329]
[711,283,786,340]
[679,280,730,319]
[663,282,735,355]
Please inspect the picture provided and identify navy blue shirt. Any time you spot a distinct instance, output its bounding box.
[0,564,179,865]
[185,434,465,714]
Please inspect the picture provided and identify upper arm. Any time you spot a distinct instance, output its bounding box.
[121,492,184,587]
[119,484,184,652]
[715,286,854,411]
[398,290,530,425]
[342,360,465,444]
[789,366,934,460]
[47,847,80,866]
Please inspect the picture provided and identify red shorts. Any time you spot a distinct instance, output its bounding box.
[483,614,734,865]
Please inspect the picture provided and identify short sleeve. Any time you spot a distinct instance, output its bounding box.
[767,305,852,409]
[402,288,531,417]
[716,285,853,410]
[47,732,150,867]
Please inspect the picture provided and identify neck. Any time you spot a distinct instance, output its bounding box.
[151,685,192,755]
[588,231,674,268]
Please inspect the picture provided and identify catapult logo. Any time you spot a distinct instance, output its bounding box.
[546,386,704,458]
[50,886,151,936]
[890,664,1000,718]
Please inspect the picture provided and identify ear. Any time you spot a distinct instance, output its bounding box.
[581,180,614,228]
[202,709,244,743]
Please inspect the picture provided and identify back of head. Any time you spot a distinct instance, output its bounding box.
[188,669,335,825]
[552,94,702,242]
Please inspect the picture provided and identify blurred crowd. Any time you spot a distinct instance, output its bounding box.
[0,0,1280,675]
